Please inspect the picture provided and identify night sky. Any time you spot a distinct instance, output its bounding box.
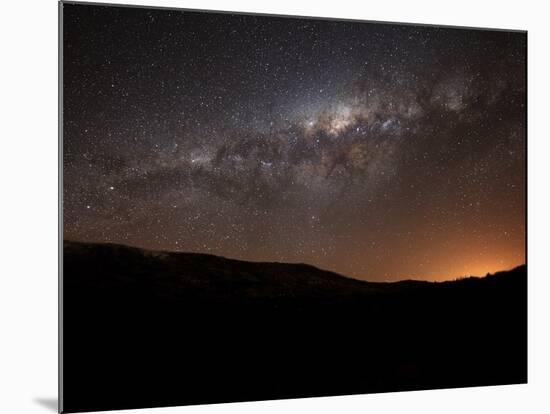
[62,3,526,281]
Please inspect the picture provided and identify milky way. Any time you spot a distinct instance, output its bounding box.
[62,4,526,281]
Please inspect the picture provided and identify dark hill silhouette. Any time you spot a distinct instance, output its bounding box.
[62,240,527,413]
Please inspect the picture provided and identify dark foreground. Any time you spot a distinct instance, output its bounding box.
[61,241,527,413]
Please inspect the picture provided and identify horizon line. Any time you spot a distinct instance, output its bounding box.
[62,238,526,284]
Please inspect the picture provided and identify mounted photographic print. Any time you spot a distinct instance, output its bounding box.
[60,1,527,412]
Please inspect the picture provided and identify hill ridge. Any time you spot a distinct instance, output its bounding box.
[63,239,525,285]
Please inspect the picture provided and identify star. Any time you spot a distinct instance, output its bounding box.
[62,3,526,281]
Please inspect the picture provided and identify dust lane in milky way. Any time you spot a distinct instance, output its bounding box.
[62,4,526,281]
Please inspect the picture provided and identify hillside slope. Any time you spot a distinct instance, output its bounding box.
[62,241,527,413]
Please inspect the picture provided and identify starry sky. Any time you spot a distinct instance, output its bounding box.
[62,3,526,282]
